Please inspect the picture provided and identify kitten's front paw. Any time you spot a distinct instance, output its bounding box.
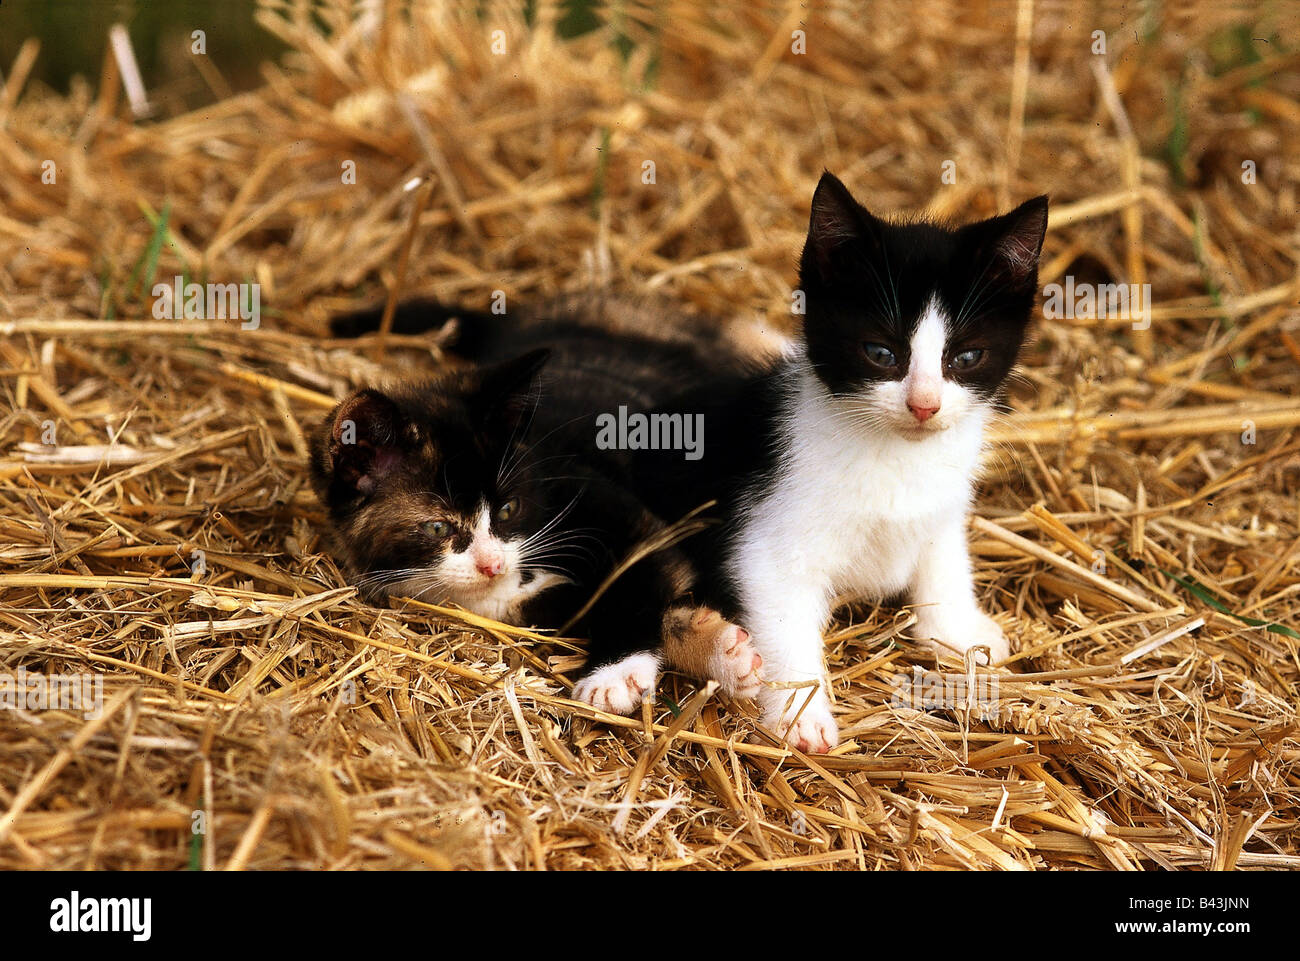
[715,623,764,699]
[572,653,659,715]
[758,687,839,754]
[662,607,763,698]
[914,609,1011,665]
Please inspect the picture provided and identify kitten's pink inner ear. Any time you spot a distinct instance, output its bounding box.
[331,392,395,449]
[327,391,403,489]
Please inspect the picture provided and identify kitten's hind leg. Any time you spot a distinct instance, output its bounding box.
[661,605,762,699]
[571,652,661,715]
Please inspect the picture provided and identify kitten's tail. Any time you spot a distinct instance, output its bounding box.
[328,297,509,359]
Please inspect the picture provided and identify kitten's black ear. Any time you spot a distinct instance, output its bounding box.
[475,348,551,434]
[803,171,877,282]
[971,195,1049,291]
[324,389,405,497]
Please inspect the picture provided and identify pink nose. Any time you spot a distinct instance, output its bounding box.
[476,557,503,578]
[908,403,940,423]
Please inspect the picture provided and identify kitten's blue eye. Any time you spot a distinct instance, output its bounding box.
[862,343,897,367]
[496,498,519,522]
[950,348,984,370]
[421,520,450,539]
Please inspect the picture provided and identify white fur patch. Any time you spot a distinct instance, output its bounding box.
[572,653,661,715]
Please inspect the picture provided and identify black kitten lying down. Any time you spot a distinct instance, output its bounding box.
[309,296,769,713]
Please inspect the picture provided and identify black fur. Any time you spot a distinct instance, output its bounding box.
[313,298,753,675]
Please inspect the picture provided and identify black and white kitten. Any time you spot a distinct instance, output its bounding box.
[628,172,1048,753]
[310,308,765,714]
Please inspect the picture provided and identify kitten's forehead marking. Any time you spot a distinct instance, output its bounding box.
[469,501,514,551]
[890,297,951,418]
[906,298,948,383]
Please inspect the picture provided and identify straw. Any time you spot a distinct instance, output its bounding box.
[0,0,1296,870]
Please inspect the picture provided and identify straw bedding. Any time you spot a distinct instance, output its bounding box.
[1,0,1297,870]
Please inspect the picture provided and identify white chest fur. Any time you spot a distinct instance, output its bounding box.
[730,364,987,615]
